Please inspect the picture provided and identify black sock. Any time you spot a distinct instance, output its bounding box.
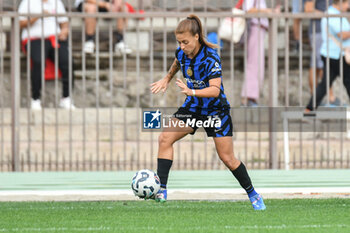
[86,34,95,42]
[231,162,257,197]
[157,158,173,189]
[114,31,124,43]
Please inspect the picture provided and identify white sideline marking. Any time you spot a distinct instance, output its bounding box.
[170,187,350,194]
[0,187,350,196]
[0,190,133,196]
[0,187,349,201]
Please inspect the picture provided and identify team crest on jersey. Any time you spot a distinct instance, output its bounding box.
[186,67,193,76]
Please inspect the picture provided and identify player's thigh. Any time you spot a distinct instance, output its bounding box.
[159,118,193,145]
[213,136,235,158]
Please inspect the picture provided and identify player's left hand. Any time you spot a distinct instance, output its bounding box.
[176,78,190,96]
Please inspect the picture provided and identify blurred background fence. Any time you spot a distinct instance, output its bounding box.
[0,0,349,171]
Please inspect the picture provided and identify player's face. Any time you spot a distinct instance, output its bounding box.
[176,32,200,58]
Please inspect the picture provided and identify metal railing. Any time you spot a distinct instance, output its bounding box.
[0,0,349,171]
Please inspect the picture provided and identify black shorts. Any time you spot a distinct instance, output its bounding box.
[173,107,233,137]
[77,2,109,12]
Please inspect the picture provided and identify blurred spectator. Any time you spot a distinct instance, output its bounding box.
[241,0,280,106]
[306,0,350,111]
[19,0,75,110]
[75,0,132,55]
[304,0,339,105]
[292,0,303,52]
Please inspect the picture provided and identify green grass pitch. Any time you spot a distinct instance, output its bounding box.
[0,199,349,233]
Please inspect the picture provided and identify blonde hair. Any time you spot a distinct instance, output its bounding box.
[175,14,219,49]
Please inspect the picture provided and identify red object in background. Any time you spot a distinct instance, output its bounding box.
[44,59,62,80]
[125,2,145,20]
[235,0,244,9]
[21,37,62,81]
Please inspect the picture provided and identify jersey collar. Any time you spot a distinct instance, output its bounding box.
[186,44,204,61]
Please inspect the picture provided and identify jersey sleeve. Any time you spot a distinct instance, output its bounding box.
[206,54,222,80]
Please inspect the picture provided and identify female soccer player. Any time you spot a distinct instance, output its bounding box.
[150,15,266,210]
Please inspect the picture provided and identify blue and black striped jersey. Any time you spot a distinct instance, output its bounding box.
[175,45,230,115]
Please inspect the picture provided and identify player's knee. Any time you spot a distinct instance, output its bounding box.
[220,154,239,169]
[158,133,174,147]
[220,155,232,165]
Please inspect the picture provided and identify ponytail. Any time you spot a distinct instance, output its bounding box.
[175,14,219,49]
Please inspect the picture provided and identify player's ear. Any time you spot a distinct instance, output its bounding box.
[195,33,199,41]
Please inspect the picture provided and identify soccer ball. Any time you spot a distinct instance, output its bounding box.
[131,169,160,199]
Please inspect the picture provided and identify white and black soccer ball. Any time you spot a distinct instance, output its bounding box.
[131,169,160,199]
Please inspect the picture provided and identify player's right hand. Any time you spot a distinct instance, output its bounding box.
[150,77,169,94]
